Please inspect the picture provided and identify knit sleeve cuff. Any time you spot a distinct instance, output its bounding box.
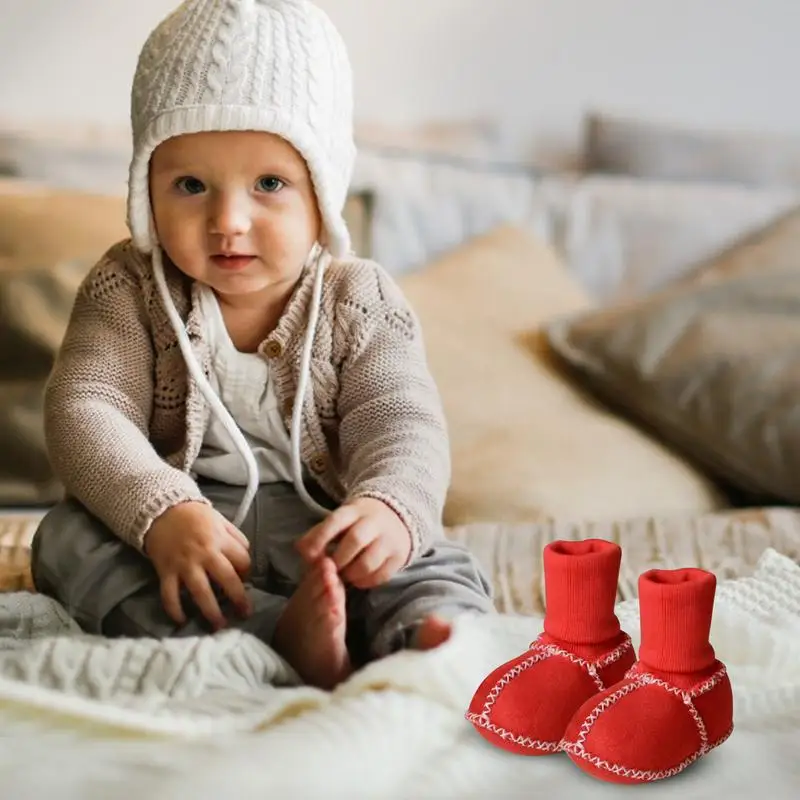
[346,486,437,565]
[127,485,212,553]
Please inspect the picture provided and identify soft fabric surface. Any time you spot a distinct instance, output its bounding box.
[6,505,800,605]
[0,258,91,505]
[584,111,800,187]
[0,547,798,798]
[0,512,40,592]
[400,226,727,527]
[539,174,797,300]
[350,144,797,301]
[0,179,129,267]
[546,207,800,508]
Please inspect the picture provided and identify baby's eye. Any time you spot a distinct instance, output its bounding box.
[256,176,285,193]
[175,177,206,195]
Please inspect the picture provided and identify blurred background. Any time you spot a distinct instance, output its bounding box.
[2,0,799,166]
[3,0,800,526]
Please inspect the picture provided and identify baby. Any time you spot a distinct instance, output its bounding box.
[31,0,493,690]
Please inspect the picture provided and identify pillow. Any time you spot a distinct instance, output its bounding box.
[398,226,727,527]
[0,258,92,505]
[0,180,130,268]
[0,121,131,194]
[537,174,797,301]
[545,206,800,507]
[584,112,800,188]
[0,182,130,505]
[351,145,544,276]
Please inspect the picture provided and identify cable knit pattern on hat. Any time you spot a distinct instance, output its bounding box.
[127,0,356,256]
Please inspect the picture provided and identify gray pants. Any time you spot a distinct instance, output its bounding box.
[31,480,493,661]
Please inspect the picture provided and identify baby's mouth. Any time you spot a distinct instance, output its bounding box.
[210,254,256,271]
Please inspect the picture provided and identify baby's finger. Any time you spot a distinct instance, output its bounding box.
[160,573,185,624]
[366,554,404,588]
[341,540,385,587]
[332,519,378,571]
[224,520,250,551]
[297,505,360,561]
[222,536,251,577]
[183,567,226,631]
[208,554,251,618]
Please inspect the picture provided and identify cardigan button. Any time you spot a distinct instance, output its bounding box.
[263,340,283,358]
[309,453,327,473]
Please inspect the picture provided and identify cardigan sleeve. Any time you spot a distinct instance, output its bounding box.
[334,262,451,561]
[44,244,208,550]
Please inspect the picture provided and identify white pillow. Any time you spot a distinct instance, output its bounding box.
[351,148,550,274]
[542,174,798,300]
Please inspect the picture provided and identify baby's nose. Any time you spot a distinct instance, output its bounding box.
[209,193,253,237]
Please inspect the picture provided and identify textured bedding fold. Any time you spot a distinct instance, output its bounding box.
[0,548,798,799]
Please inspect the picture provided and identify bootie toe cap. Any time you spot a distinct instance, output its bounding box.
[466,635,635,756]
[561,661,734,784]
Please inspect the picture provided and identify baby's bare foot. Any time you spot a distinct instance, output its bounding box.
[414,615,452,650]
[272,557,351,690]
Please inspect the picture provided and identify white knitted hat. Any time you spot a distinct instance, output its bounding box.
[128,0,356,257]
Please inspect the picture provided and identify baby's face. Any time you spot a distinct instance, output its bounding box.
[149,131,322,302]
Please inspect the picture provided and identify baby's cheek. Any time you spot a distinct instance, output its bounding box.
[262,204,319,255]
[161,227,208,277]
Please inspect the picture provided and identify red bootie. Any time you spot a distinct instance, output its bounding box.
[562,568,734,784]
[466,539,635,755]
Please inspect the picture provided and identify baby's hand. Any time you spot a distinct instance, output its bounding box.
[296,498,411,589]
[144,501,252,630]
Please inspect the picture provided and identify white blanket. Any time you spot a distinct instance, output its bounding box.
[0,547,799,799]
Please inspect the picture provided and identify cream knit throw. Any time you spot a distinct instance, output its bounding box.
[0,592,318,735]
[0,548,799,798]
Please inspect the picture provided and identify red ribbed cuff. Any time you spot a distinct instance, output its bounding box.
[543,539,622,645]
[638,568,717,674]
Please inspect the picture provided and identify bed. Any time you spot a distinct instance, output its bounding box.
[2,118,800,797]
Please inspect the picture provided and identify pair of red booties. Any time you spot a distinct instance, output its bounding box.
[466,539,734,784]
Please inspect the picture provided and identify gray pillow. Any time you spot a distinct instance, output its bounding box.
[584,112,800,188]
[545,206,800,505]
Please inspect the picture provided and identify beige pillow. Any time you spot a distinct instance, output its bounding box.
[0,180,129,268]
[398,226,726,526]
[546,207,800,506]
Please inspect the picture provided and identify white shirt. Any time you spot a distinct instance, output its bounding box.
[192,284,294,485]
